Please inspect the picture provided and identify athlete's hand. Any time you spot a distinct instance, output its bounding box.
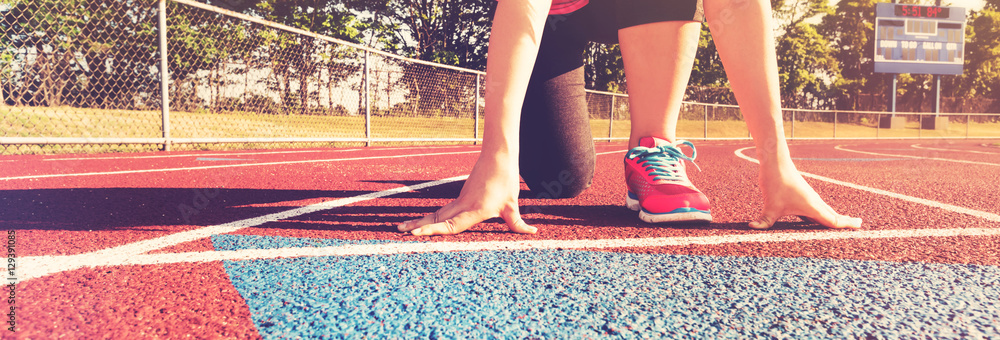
[751,164,862,230]
[397,154,537,236]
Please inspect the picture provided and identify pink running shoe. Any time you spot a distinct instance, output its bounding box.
[624,137,712,223]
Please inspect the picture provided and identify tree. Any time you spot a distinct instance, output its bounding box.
[776,22,839,109]
[820,0,882,111]
[1,0,160,109]
[941,7,1000,112]
[584,42,624,94]
[246,0,365,114]
[375,0,495,70]
[686,24,731,104]
[771,0,832,36]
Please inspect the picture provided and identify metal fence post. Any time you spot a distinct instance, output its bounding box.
[608,95,614,142]
[876,113,881,139]
[833,111,837,139]
[474,74,480,145]
[159,0,171,151]
[918,114,922,139]
[363,50,371,146]
[790,110,795,139]
[703,104,708,139]
[967,114,971,138]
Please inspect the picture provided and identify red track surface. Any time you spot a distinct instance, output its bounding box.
[2,140,999,338]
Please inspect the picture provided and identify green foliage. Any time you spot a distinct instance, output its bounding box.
[986,0,999,11]
[819,0,882,111]
[2,0,160,108]
[690,24,726,88]
[950,8,1000,100]
[776,22,839,109]
[584,42,624,93]
[339,0,494,70]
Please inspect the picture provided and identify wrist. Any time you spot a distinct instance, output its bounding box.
[480,145,518,167]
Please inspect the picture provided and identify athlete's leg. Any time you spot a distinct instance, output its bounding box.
[613,1,710,223]
[702,0,861,229]
[617,21,701,148]
[518,3,617,199]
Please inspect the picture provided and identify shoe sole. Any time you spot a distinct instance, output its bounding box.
[626,193,713,224]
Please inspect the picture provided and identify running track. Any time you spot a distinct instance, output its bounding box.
[2,140,999,338]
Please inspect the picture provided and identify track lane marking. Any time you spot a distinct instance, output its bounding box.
[38,149,362,161]
[19,149,630,281]
[21,228,1000,279]
[911,144,1000,155]
[17,175,471,281]
[34,145,477,161]
[0,150,481,181]
[736,146,1000,223]
[834,145,999,167]
[595,149,627,156]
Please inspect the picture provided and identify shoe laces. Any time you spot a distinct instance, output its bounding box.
[626,140,701,181]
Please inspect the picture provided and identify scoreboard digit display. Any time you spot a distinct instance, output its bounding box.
[894,4,950,18]
[874,3,966,75]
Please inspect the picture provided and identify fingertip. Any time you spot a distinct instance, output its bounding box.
[507,217,537,234]
[748,220,770,229]
[749,215,775,229]
[517,224,538,234]
[399,219,424,232]
[843,216,863,229]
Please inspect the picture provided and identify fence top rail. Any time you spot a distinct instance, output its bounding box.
[780,108,1000,116]
[585,89,628,97]
[169,0,486,76]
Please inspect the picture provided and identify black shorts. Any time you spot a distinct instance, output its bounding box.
[615,0,705,29]
[551,0,705,44]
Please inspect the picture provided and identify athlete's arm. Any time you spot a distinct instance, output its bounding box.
[397,0,552,235]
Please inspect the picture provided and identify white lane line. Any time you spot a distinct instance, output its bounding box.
[736,147,1000,223]
[596,149,627,156]
[0,150,480,181]
[18,175,471,281]
[33,145,476,162]
[834,145,999,167]
[911,144,1000,155]
[22,228,1000,275]
[40,149,362,161]
[17,148,630,281]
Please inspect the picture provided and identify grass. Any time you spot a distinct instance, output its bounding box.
[3,106,999,155]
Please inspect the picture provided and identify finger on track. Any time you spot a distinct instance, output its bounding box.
[411,210,484,236]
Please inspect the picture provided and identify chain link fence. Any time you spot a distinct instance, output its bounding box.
[2,0,999,155]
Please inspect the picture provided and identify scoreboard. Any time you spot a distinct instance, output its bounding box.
[873,3,966,75]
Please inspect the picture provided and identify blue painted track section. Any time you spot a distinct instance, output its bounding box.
[216,235,1000,339]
